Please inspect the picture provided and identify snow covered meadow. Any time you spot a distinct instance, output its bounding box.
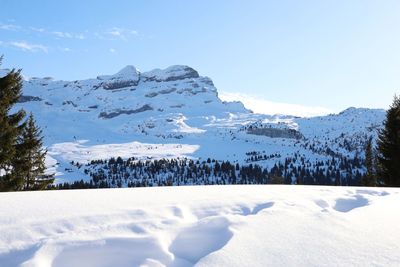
[1,185,399,267]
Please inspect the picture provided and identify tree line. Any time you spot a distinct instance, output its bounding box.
[50,154,363,189]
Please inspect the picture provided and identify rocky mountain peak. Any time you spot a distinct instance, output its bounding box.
[142,65,199,82]
[97,65,140,81]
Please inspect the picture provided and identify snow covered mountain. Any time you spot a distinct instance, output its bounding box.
[16,65,249,143]
[9,65,386,184]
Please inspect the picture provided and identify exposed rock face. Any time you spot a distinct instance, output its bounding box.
[197,77,214,87]
[102,80,139,90]
[96,65,201,90]
[98,65,141,90]
[145,88,177,98]
[142,65,199,82]
[177,88,207,95]
[18,95,43,103]
[62,101,78,107]
[99,104,153,119]
[247,127,303,139]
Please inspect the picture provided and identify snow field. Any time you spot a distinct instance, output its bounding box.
[0,185,399,267]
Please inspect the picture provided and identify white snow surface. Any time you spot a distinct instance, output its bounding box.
[0,185,399,267]
[49,140,199,164]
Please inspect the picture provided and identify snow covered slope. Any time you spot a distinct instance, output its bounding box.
[8,65,386,183]
[0,185,399,267]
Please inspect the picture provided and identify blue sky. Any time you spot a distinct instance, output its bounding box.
[1,0,400,115]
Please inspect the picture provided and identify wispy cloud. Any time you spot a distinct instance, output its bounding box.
[30,27,45,33]
[1,22,86,40]
[9,41,48,53]
[51,31,85,40]
[52,31,73,38]
[107,29,122,37]
[2,22,139,42]
[99,27,139,40]
[219,91,332,117]
[0,23,21,31]
[1,22,141,55]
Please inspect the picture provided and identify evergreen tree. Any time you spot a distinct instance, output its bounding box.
[15,113,54,190]
[269,175,284,184]
[377,95,400,186]
[0,58,52,191]
[0,57,26,191]
[361,138,376,186]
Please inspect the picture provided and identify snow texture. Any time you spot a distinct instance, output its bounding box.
[0,185,399,266]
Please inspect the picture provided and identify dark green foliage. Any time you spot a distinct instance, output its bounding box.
[0,58,52,191]
[64,153,364,189]
[377,95,400,187]
[361,138,377,186]
[15,113,54,190]
[269,175,284,184]
[0,58,26,191]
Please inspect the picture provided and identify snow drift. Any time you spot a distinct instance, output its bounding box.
[0,185,399,267]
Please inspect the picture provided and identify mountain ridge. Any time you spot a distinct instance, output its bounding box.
[1,65,386,184]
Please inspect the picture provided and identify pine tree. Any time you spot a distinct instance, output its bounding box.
[377,95,400,187]
[0,58,52,191]
[361,138,376,186]
[15,113,54,190]
[0,57,26,191]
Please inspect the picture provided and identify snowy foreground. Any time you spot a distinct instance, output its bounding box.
[0,185,399,267]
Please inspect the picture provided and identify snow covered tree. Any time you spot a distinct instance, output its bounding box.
[377,95,400,187]
[15,113,54,190]
[0,57,26,191]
